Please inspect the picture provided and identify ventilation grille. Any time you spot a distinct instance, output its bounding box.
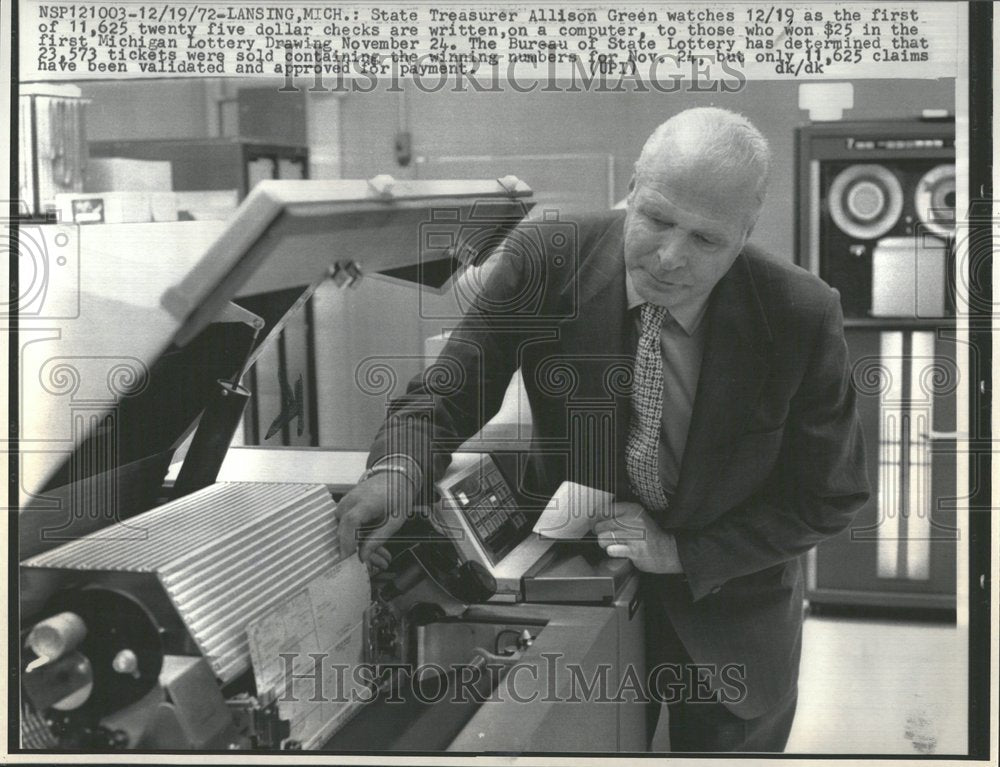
[23,482,343,683]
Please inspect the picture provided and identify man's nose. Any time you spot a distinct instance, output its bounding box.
[656,232,687,271]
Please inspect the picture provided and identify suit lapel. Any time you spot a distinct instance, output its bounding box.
[554,215,633,382]
[671,253,773,523]
[550,221,635,493]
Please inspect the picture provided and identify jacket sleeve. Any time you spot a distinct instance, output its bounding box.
[673,291,871,601]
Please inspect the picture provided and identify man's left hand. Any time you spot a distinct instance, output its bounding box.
[594,502,684,574]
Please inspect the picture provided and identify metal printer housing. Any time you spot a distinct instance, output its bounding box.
[22,481,339,684]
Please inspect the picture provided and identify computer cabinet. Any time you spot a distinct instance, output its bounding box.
[806,321,958,611]
[795,120,958,613]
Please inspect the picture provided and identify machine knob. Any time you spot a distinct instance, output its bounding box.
[26,612,87,668]
[111,649,141,678]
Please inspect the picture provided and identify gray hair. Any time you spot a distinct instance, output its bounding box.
[635,107,772,209]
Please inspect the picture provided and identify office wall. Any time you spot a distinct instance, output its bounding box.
[337,78,955,261]
[79,80,213,139]
[76,75,956,261]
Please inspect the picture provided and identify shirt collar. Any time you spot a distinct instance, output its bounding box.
[625,271,710,336]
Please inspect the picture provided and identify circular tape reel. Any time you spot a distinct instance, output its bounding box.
[914,164,956,238]
[827,164,904,240]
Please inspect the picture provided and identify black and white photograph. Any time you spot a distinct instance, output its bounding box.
[3,0,994,763]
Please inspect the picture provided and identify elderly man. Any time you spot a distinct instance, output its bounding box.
[336,107,870,752]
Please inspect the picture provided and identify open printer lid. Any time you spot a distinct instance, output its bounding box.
[18,177,533,552]
[163,176,533,347]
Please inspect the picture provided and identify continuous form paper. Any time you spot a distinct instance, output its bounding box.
[533,481,615,539]
[246,555,371,749]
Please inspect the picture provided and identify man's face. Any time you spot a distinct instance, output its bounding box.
[623,159,760,308]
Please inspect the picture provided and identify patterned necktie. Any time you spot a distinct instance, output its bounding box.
[626,303,672,513]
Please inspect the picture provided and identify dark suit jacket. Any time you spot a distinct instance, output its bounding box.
[369,210,870,718]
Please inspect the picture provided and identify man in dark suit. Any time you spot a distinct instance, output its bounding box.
[335,107,870,752]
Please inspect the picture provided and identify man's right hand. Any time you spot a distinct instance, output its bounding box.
[333,472,416,564]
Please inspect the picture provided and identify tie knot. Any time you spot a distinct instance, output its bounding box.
[641,303,669,331]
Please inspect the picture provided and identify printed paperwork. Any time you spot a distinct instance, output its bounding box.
[532,481,615,540]
[246,555,370,749]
